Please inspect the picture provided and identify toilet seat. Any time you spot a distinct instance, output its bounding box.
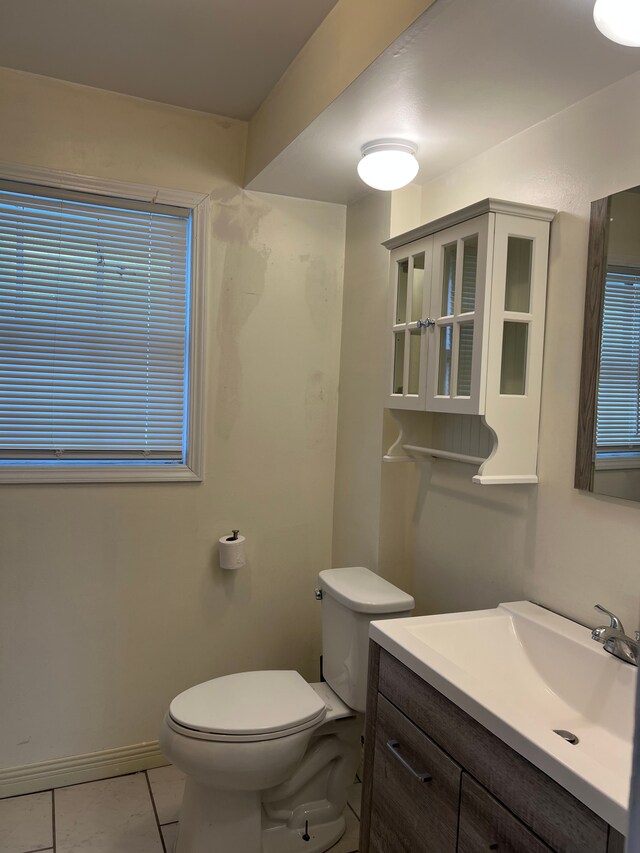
[168,670,327,743]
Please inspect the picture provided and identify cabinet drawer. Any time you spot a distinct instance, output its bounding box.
[459,773,553,853]
[370,694,461,853]
[378,648,608,853]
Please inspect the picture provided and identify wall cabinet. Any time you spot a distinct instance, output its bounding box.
[360,643,626,853]
[383,199,555,484]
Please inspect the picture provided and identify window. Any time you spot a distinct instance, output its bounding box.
[596,265,640,467]
[0,168,207,483]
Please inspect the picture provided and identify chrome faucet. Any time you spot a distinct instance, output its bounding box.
[592,604,639,667]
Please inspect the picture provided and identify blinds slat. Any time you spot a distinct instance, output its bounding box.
[0,185,191,458]
[596,269,640,451]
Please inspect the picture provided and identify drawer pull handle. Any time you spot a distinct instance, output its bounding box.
[489,846,499,851]
[386,739,432,782]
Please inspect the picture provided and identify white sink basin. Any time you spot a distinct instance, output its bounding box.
[370,601,637,834]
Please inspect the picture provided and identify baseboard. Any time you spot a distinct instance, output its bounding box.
[0,740,168,799]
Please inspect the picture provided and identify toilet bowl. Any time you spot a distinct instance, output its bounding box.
[160,567,414,853]
[160,673,359,853]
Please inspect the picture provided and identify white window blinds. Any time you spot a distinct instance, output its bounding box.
[0,182,191,463]
[596,266,640,455]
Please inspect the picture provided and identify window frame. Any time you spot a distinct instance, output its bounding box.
[0,161,208,484]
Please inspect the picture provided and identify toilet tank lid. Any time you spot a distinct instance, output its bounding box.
[318,567,414,614]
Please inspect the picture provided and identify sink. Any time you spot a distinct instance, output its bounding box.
[370,601,637,834]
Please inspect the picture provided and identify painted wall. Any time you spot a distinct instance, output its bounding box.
[0,68,346,770]
[335,71,640,637]
[331,191,414,595]
[404,70,640,630]
[245,0,436,184]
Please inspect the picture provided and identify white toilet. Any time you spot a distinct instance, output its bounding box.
[159,566,414,853]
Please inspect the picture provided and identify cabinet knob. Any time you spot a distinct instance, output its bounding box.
[417,318,435,329]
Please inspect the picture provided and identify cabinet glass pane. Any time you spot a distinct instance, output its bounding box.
[441,243,457,316]
[456,322,474,397]
[500,322,528,394]
[505,237,533,312]
[408,330,421,394]
[461,236,478,312]
[411,253,425,322]
[437,325,453,396]
[393,332,405,394]
[396,260,409,323]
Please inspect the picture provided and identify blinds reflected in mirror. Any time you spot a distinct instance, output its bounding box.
[596,266,640,455]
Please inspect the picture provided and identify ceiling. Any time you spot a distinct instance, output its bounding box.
[247,0,640,202]
[3,0,640,203]
[0,0,339,119]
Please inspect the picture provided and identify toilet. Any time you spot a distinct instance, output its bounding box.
[159,566,414,853]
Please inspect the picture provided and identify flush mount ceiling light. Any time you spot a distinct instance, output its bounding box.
[593,0,640,46]
[357,140,419,191]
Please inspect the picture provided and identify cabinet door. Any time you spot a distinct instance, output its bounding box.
[426,215,490,414]
[458,774,553,853]
[387,238,432,409]
[369,694,461,853]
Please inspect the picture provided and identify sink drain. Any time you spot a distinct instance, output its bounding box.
[553,729,579,745]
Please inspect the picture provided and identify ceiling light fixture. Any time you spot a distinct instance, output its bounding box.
[357,140,419,191]
[593,0,640,46]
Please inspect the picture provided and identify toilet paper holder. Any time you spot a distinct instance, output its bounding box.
[219,528,246,570]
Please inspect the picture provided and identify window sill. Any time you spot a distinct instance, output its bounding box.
[594,455,640,471]
[0,464,202,484]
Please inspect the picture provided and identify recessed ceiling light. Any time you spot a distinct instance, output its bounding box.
[593,0,640,46]
[357,140,419,191]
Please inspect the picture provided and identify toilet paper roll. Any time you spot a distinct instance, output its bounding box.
[219,534,246,570]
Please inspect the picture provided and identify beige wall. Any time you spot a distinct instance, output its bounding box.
[609,190,640,266]
[332,192,389,571]
[335,71,640,637]
[404,70,640,630]
[331,192,414,595]
[245,0,436,185]
[0,68,346,769]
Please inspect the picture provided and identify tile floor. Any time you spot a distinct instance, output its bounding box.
[0,765,362,853]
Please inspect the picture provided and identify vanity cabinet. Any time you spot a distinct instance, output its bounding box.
[458,774,552,853]
[383,199,555,484]
[360,643,626,853]
[370,694,460,852]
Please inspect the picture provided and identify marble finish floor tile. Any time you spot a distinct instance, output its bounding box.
[161,821,179,853]
[328,806,360,853]
[55,773,163,853]
[347,780,362,819]
[0,790,53,853]
[147,764,185,825]
[1,765,360,853]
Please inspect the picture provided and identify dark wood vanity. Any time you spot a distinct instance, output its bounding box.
[359,643,626,853]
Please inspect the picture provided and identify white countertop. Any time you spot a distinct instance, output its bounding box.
[370,601,636,834]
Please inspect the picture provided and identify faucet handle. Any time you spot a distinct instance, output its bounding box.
[594,604,625,634]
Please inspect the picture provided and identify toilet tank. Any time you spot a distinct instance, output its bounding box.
[318,567,414,713]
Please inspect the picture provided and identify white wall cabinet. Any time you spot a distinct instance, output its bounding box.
[384,199,554,484]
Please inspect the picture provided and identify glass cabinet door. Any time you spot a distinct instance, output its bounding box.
[388,240,432,409]
[487,214,549,405]
[426,216,489,414]
[500,235,533,395]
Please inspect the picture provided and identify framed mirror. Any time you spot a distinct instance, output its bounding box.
[576,186,640,501]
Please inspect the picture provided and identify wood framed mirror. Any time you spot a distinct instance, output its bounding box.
[576,187,640,501]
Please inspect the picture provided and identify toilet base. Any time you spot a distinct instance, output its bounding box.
[168,811,346,853]
[175,781,261,853]
[263,814,345,853]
